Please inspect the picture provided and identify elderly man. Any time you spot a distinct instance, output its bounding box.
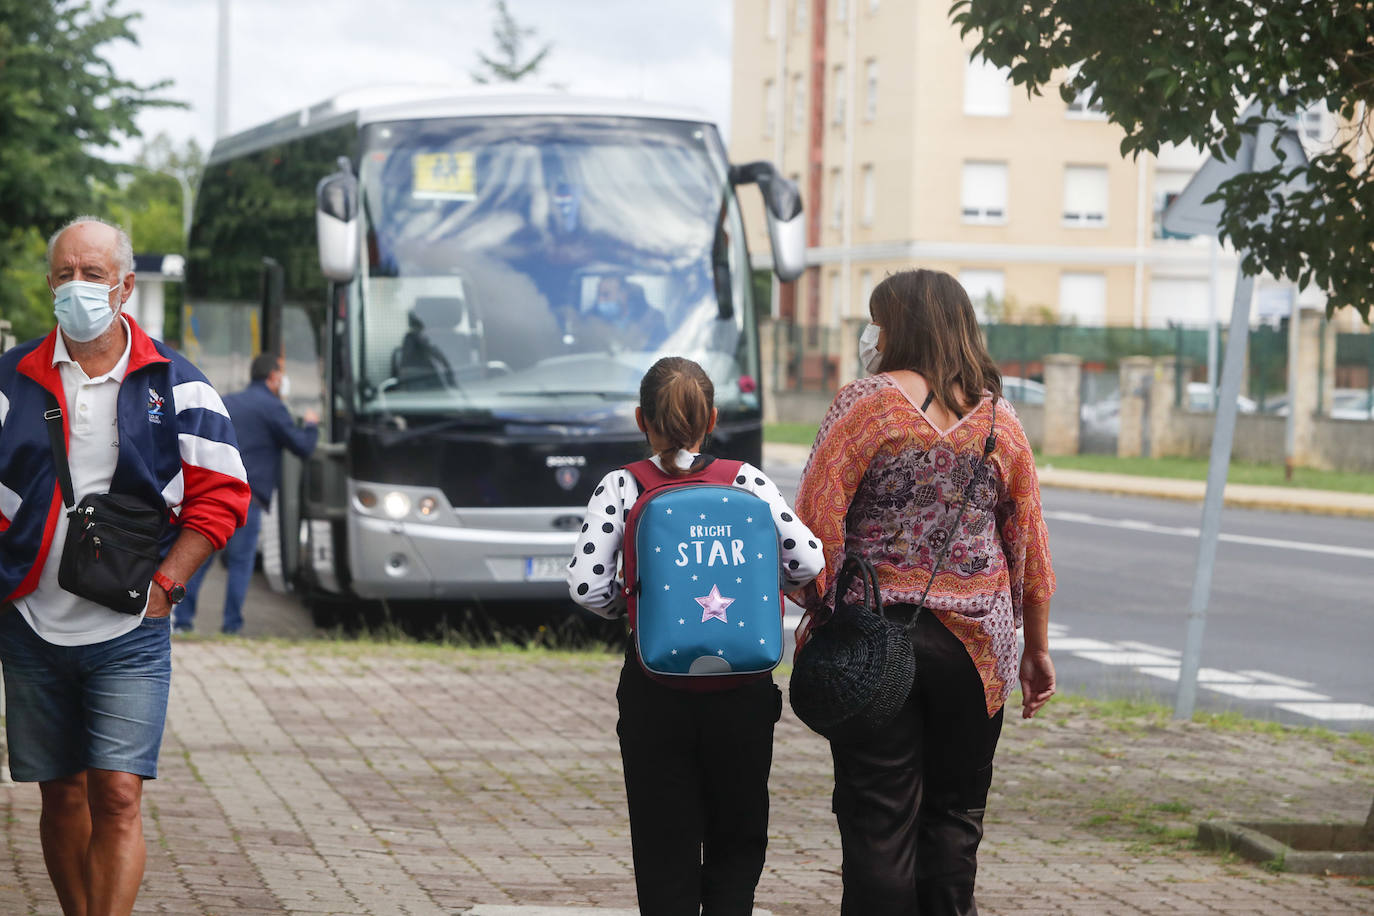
[0,217,250,916]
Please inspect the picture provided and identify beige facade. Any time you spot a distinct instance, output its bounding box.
[727,0,1338,331]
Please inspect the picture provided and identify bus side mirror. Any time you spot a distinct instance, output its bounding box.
[730,161,805,282]
[316,158,358,283]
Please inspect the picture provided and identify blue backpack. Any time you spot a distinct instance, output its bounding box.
[622,457,783,688]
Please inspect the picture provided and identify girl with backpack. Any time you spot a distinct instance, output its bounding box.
[567,356,823,916]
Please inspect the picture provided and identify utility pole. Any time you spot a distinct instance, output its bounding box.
[215,0,231,138]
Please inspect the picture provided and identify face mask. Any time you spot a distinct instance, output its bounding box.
[277,374,291,400]
[53,280,120,343]
[594,298,620,320]
[859,322,883,375]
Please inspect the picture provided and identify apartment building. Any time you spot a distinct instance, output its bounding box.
[729,0,1333,331]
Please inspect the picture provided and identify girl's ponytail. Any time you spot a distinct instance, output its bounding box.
[639,357,715,476]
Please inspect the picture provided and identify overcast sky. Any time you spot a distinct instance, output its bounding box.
[103,0,735,160]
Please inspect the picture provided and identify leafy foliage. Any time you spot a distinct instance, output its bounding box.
[950,0,1374,321]
[471,0,553,85]
[0,0,180,341]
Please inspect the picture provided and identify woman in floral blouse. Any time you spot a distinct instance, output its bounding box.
[791,268,1056,916]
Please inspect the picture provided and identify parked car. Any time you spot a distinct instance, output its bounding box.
[1186,382,1257,414]
[1002,376,1045,405]
[1331,388,1374,421]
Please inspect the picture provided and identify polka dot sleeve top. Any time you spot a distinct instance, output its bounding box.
[566,450,825,618]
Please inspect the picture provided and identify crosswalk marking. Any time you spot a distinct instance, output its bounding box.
[788,609,1373,725]
[1045,625,1374,723]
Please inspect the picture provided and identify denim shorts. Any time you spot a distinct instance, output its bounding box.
[0,609,172,782]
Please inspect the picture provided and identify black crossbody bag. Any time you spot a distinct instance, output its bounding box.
[43,392,169,615]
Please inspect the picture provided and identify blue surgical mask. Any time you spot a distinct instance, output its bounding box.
[859,322,883,375]
[594,298,620,320]
[53,280,120,342]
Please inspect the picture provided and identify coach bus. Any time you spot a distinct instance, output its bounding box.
[184,87,804,618]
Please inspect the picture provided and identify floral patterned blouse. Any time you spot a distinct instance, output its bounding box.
[792,373,1056,716]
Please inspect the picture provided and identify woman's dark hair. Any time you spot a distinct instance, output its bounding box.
[870,269,1002,413]
[639,357,715,476]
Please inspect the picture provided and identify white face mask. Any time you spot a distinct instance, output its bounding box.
[277,373,291,400]
[859,322,883,375]
[53,280,121,343]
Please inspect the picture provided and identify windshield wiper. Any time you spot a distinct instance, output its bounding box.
[365,411,602,447]
[498,390,640,399]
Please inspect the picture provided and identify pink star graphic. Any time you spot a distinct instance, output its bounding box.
[695,585,735,624]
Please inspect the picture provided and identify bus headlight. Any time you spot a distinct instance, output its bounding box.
[417,496,439,519]
[382,491,411,519]
[356,488,378,509]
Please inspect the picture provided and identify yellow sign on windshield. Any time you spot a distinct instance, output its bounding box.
[412,151,476,200]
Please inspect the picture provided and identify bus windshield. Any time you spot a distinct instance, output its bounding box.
[355,114,758,417]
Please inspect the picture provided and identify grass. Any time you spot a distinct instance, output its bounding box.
[1035,451,1374,494]
[1022,689,1374,752]
[764,422,820,447]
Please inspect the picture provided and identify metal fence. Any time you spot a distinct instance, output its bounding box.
[763,317,1373,417]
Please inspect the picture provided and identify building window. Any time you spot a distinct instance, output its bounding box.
[831,167,844,228]
[1065,83,1106,118]
[864,59,878,121]
[1059,272,1107,325]
[959,269,1005,323]
[1062,165,1108,227]
[1149,276,1211,327]
[961,161,1007,224]
[833,65,847,126]
[830,271,844,325]
[861,164,875,227]
[835,0,848,22]
[791,73,805,134]
[764,79,777,139]
[768,0,780,38]
[1300,104,1326,142]
[869,0,879,12]
[795,0,807,33]
[963,55,1010,117]
[859,269,874,316]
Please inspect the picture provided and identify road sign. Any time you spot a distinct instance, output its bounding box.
[1162,102,1309,238]
[1162,106,1311,721]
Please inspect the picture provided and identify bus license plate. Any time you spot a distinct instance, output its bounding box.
[525,556,568,581]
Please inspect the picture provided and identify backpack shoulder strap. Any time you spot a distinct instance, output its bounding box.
[625,455,742,495]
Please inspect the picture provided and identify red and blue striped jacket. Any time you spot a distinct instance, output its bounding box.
[0,317,251,604]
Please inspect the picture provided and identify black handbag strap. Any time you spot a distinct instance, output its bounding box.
[832,553,881,616]
[906,399,998,630]
[42,390,76,510]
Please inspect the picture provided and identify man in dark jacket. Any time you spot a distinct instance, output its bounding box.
[174,352,318,634]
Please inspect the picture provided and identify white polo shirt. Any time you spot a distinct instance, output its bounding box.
[17,317,147,646]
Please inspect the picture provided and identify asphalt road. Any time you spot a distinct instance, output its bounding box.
[765,460,1374,731]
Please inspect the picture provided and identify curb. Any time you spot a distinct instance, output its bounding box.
[1196,820,1374,876]
[1035,468,1374,520]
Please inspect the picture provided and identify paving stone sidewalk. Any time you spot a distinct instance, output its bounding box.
[1,642,1371,915]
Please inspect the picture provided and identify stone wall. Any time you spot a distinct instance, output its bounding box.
[1310,417,1374,473]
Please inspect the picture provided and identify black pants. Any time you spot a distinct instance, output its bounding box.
[616,656,783,916]
[829,609,1005,916]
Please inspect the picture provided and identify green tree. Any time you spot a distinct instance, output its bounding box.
[0,0,178,341]
[96,133,205,341]
[471,0,553,85]
[950,0,1374,321]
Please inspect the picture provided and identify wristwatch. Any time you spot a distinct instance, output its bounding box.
[152,571,187,604]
